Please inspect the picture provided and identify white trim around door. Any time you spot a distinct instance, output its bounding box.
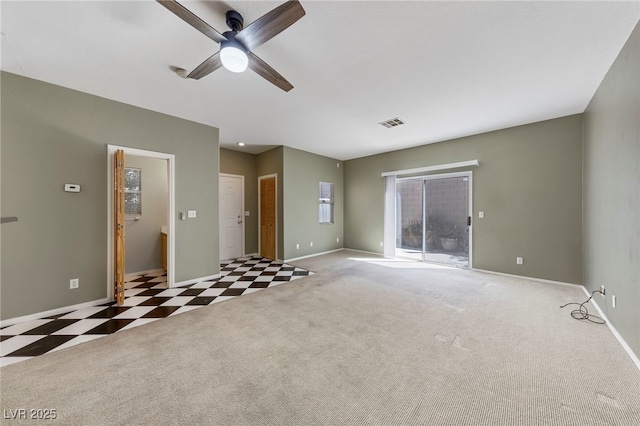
[394,170,473,268]
[107,145,176,300]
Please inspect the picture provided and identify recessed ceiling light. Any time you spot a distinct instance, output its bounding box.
[237,142,245,147]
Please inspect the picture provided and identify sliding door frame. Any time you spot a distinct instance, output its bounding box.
[396,170,473,268]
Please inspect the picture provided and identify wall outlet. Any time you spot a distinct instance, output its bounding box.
[599,285,606,296]
[336,237,340,243]
[296,243,299,250]
[479,211,484,218]
[612,295,617,308]
[310,241,313,247]
[187,210,196,218]
[70,278,79,289]
[380,242,384,247]
[516,257,523,265]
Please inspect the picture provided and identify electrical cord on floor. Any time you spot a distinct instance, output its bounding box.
[560,290,606,324]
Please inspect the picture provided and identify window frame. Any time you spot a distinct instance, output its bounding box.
[319,181,334,224]
[124,167,142,216]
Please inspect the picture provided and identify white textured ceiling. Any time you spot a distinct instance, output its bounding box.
[1,1,638,160]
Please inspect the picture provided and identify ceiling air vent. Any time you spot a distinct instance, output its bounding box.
[379,117,405,128]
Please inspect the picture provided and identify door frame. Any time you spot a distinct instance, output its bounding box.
[396,170,473,268]
[107,145,176,300]
[219,173,245,260]
[258,173,278,260]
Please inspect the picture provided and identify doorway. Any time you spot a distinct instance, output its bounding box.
[219,174,245,260]
[107,145,176,302]
[396,172,472,267]
[258,174,277,260]
[124,155,169,273]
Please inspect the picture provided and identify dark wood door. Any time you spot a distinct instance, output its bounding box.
[260,177,276,259]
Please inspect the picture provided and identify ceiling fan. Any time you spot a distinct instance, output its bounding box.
[157,0,305,92]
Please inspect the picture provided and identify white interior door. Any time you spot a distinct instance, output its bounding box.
[219,174,244,260]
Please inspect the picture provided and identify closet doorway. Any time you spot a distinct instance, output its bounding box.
[396,172,472,267]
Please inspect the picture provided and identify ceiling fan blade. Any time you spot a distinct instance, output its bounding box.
[187,52,223,80]
[236,0,305,51]
[157,0,226,44]
[248,52,293,92]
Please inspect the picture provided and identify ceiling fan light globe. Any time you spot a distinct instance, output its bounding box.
[220,46,248,73]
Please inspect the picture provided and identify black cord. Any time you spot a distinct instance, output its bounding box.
[560,290,606,324]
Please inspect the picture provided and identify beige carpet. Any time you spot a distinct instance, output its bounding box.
[1,250,639,425]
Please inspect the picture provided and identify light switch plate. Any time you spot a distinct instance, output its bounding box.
[187,210,196,218]
[479,211,484,218]
[64,184,81,193]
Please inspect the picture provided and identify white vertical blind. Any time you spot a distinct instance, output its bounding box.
[383,175,396,257]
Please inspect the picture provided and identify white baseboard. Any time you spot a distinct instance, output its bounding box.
[473,268,639,372]
[285,248,344,263]
[0,298,111,328]
[341,248,385,257]
[472,268,581,288]
[579,287,640,372]
[173,274,220,288]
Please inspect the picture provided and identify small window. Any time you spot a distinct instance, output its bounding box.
[319,181,334,224]
[124,167,142,215]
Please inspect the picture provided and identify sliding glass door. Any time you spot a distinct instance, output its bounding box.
[396,173,471,267]
[396,179,424,261]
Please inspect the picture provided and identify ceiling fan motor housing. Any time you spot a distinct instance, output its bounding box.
[225,10,244,32]
[221,31,247,54]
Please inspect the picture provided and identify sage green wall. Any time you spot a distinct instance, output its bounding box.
[220,146,344,260]
[256,147,284,260]
[583,21,639,358]
[1,72,219,320]
[344,115,583,284]
[220,148,258,255]
[283,147,343,260]
[123,155,168,274]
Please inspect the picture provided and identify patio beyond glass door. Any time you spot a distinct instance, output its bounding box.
[396,174,470,267]
[396,179,424,260]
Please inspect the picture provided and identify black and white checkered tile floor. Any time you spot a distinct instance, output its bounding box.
[0,256,312,367]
